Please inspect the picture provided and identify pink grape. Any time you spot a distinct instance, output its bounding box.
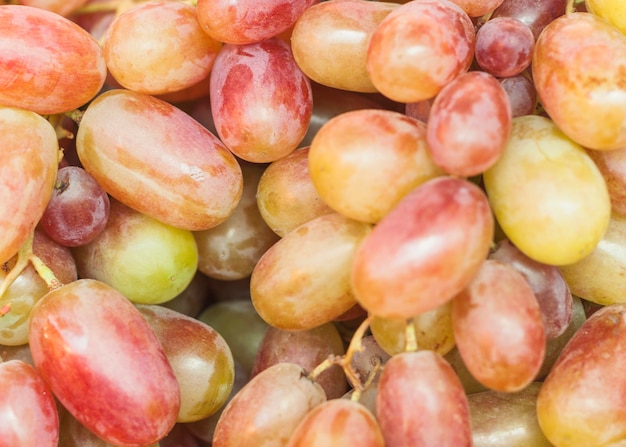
[28,279,181,447]
[452,259,546,392]
[426,70,512,177]
[76,88,243,231]
[0,4,106,114]
[0,359,59,447]
[366,0,475,102]
[196,0,318,45]
[0,106,58,264]
[376,350,472,447]
[351,176,494,319]
[212,362,326,447]
[210,37,313,163]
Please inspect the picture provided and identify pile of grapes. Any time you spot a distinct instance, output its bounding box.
[2,0,626,445]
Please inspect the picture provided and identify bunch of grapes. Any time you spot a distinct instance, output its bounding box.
[1,0,626,446]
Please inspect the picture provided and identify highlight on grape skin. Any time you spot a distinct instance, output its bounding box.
[2,0,626,445]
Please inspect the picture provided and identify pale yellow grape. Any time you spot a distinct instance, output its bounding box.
[586,0,626,34]
[483,115,611,266]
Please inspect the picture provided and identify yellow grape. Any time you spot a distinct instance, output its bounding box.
[103,1,222,95]
[483,115,611,266]
[585,0,626,34]
[559,213,626,306]
[0,106,58,264]
[533,12,626,150]
[291,0,398,93]
[251,213,372,331]
[370,301,455,356]
[537,304,626,447]
[308,109,443,224]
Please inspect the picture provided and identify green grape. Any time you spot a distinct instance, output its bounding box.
[72,199,198,305]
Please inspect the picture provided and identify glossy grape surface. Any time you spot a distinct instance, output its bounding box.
[76,89,243,231]
[0,5,106,114]
[29,279,180,447]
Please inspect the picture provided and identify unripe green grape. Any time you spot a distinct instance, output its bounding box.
[73,199,198,305]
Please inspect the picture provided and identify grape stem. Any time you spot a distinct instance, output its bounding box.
[0,233,63,312]
[307,314,376,399]
[405,318,419,352]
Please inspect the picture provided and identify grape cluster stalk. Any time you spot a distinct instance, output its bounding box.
[1,0,626,446]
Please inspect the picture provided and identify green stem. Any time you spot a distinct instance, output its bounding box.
[405,318,418,352]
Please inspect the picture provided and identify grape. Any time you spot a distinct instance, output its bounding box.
[490,239,573,339]
[0,229,77,346]
[0,5,106,114]
[366,0,475,102]
[257,146,334,237]
[376,350,472,446]
[137,304,235,422]
[196,0,318,45]
[475,17,535,78]
[212,362,326,447]
[483,114,611,266]
[0,106,58,265]
[76,88,243,232]
[72,198,198,305]
[103,1,222,95]
[348,335,391,385]
[309,109,443,223]
[537,304,626,447]
[426,71,512,177]
[194,161,280,281]
[499,75,537,118]
[286,399,385,447]
[586,0,626,34]
[159,423,204,447]
[161,271,212,318]
[290,0,398,93]
[186,360,250,444]
[197,299,270,375]
[251,323,347,399]
[209,37,312,163]
[452,259,546,392]
[0,359,59,447]
[39,166,110,247]
[587,146,626,217]
[448,0,505,17]
[533,12,626,151]
[18,0,88,17]
[536,295,586,381]
[250,212,372,331]
[491,0,567,39]
[302,82,403,146]
[405,98,433,124]
[559,213,626,306]
[28,279,180,446]
[351,176,494,319]
[469,382,552,447]
[370,301,455,356]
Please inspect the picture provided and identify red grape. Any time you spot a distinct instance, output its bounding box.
[452,259,546,392]
[29,279,181,446]
[39,166,110,247]
[376,350,472,447]
[209,37,312,163]
[0,359,59,447]
[351,176,494,319]
[426,70,512,177]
